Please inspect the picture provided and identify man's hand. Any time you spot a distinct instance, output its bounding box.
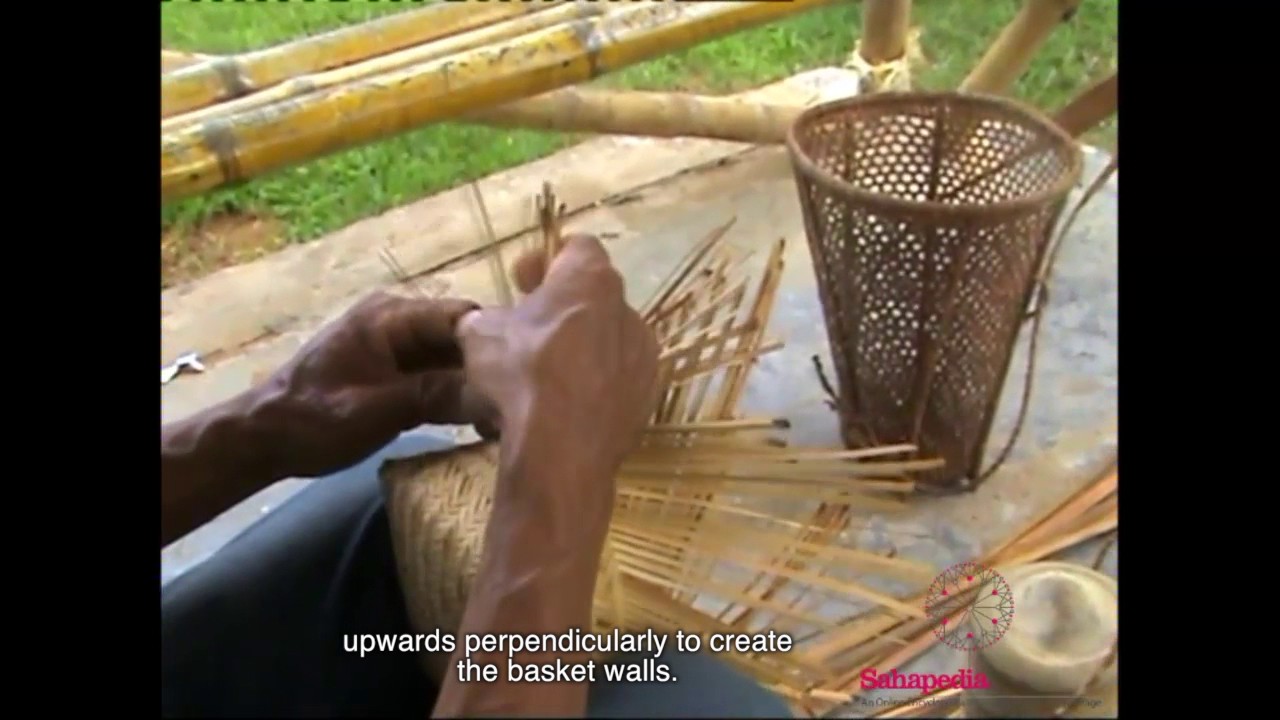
[161,292,495,548]
[456,235,659,528]
[433,234,659,719]
[256,293,497,479]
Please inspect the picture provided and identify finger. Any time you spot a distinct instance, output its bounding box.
[454,305,500,348]
[415,370,501,434]
[511,250,548,295]
[376,296,479,373]
[539,234,626,307]
[544,233,610,284]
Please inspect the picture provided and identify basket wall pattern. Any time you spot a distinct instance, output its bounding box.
[786,92,1082,491]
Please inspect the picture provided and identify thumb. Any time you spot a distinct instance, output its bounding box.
[454,305,508,358]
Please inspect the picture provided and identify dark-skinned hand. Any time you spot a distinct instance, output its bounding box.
[255,292,497,479]
[456,234,659,515]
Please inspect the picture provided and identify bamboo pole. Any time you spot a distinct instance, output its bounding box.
[163,2,607,133]
[859,0,913,64]
[161,1,551,118]
[161,0,840,204]
[162,50,216,75]
[1052,70,1117,139]
[960,0,1082,94]
[465,87,803,144]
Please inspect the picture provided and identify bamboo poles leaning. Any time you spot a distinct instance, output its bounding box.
[846,0,920,92]
[160,0,840,203]
[161,1,553,118]
[859,0,914,65]
[1052,70,1118,139]
[960,0,1083,94]
[162,50,216,75]
[466,87,805,145]
[162,2,606,134]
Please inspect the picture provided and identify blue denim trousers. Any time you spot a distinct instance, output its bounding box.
[161,432,794,718]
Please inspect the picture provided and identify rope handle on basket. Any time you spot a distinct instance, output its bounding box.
[973,152,1118,483]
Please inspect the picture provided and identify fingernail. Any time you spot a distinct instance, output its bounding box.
[455,308,481,334]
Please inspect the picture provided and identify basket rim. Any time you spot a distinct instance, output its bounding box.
[784,91,1084,218]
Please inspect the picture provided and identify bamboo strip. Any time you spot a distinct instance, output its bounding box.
[161,2,549,118]
[668,340,785,383]
[161,0,839,202]
[620,594,810,684]
[632,440,921,461]
[661,259,735,424]
[645,418,787,434]
[606,542,841,630]
[659,322,757,363]
[960,0,1083,94]
[1052,70,1118,139]
[613,515,934,582]
[723,498,854,633]
[620,459,939,479]
[716,239,787,417]
[681,317,740,424]
[628,443,921,463]
[624,480,911,514]
[642,218,737,321]
[988,468,1116,561]
[163,2,603,133]
[616,521,926,619]
[606,556,829,645]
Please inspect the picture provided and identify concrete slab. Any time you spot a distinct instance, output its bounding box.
[160,67,1117,717]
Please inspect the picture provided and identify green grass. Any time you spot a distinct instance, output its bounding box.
[160,1,1117,285]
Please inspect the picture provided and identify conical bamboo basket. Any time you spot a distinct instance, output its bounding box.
[381,218,946,699]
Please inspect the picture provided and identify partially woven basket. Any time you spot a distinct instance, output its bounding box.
[786,92,1082,493]
[380,222,942,700]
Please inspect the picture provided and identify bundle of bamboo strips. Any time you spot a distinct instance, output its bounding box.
[161,0,839,202]
[380,217,947,694]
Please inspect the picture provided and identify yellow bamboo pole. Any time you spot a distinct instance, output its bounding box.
[162,50,216,75]
[161,0,841,204]
[163,2,607,134]
[1052,70,1117,139]
[859,0,913,64]
[161,1,552,118]
[960,0,1082,95]
[465,87,803,145]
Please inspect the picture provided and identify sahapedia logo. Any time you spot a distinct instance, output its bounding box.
[924,560,1016,651]
[860,668,990,695]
